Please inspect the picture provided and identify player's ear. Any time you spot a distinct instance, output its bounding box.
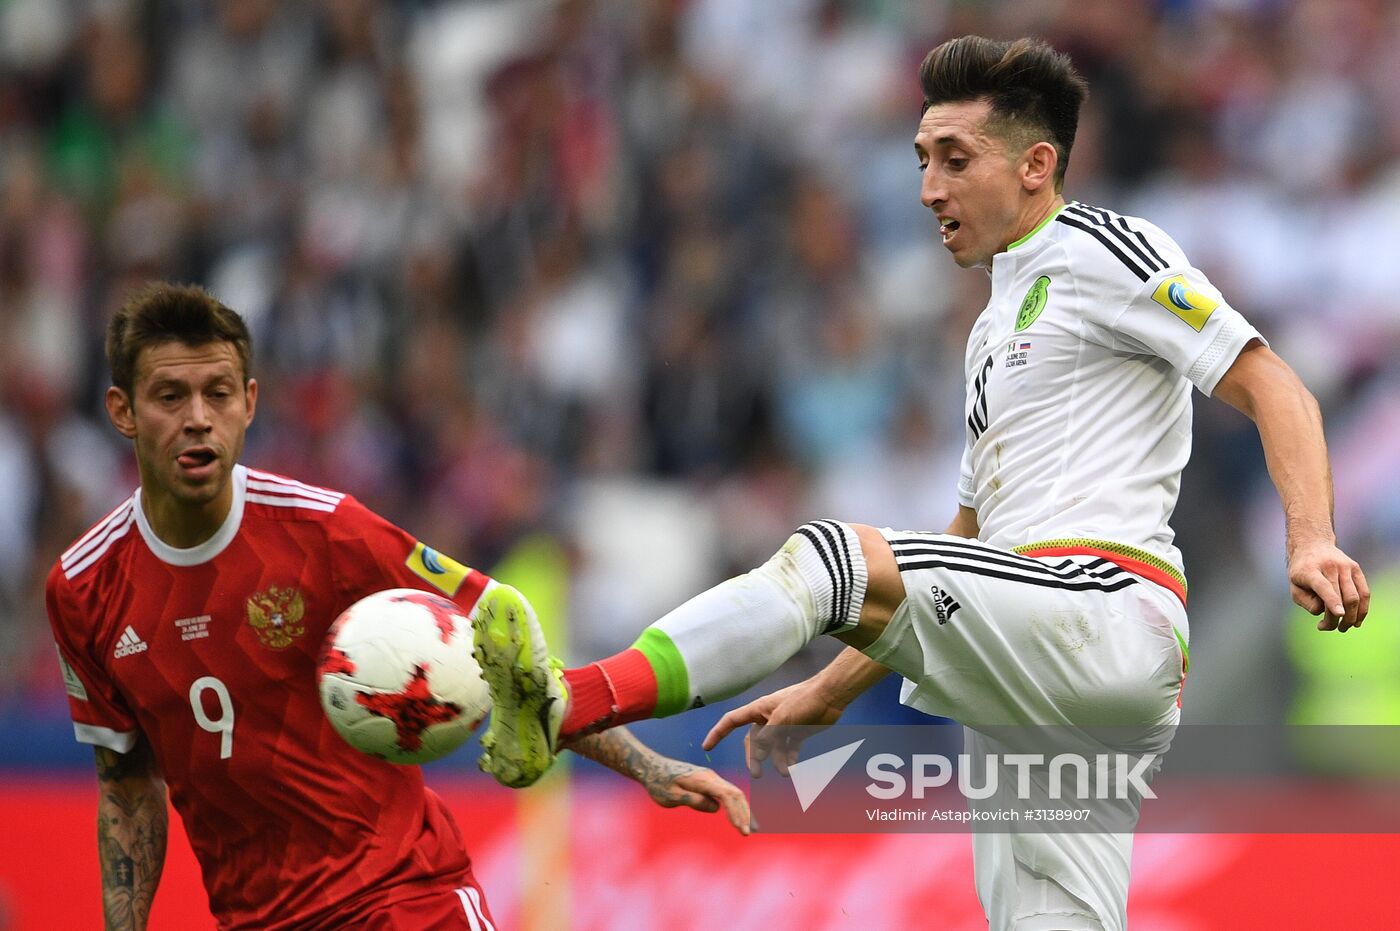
[106,386,137,439]
[1021,141,1059,193]
[244,378,258,426]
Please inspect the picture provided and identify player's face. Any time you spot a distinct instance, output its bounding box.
[107,340,257,519]
[915,100,1026,268]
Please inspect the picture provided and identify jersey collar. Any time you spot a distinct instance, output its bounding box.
[134,464,248,566]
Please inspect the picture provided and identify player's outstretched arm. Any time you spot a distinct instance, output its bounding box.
[1214,342,1370,632]
[567,726,752,835]
[94,734,168,931]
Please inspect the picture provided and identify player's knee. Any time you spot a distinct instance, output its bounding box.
[849,523,906,631]
[769,520,906,644]
[1070,661,1179,726]
[765,520,871,636]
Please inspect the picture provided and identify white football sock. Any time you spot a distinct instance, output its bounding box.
[650,520,868,707]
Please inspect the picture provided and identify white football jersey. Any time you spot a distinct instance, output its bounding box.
[957,201,1264,582]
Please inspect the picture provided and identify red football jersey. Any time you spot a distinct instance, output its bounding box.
[46,465,493,930]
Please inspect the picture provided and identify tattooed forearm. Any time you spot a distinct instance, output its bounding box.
[570,726,752,833]
[569,727,700,793]
[95,739,167,931]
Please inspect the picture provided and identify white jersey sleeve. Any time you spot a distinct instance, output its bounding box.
[1074,214,1265,396]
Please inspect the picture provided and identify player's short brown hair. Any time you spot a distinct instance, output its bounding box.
[107,282,252,396]
[919,36,1088,190]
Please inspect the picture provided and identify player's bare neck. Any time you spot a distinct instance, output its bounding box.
[140,481,233,549]
[1006,192,1066,253]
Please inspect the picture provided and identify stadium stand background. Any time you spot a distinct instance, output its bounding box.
[1,1,1398,927]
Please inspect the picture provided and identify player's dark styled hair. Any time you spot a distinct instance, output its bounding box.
[107,282,252,396]
[919,36,1087,190]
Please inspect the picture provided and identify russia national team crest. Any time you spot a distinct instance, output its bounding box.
[246,586,307,649]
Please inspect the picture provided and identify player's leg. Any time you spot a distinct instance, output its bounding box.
[972,826,1126,931]
[471,520,906,787]
[967,728,1132,931]
[555,520,905,736]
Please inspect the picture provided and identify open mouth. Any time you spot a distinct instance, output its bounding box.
[177,448,218,470]
[940,219,961,242]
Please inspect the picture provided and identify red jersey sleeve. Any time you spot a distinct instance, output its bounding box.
[326,496,491,616]
[45,564,141,752]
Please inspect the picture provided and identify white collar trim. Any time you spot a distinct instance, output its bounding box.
[134,465,247,566]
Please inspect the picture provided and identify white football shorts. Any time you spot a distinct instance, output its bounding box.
[862,529,1189,931]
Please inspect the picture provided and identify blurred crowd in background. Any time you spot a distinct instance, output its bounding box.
[2,0,1399,759]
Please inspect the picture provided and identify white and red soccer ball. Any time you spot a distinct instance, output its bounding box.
[318,588,490,764]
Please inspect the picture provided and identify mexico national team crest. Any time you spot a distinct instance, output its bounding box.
[1016,276,1050,331]
[246,586,307,649]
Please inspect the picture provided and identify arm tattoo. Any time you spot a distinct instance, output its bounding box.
[95,739,167,931]
[570,727,700,795]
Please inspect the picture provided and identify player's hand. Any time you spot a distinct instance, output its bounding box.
[641,760,752,836]
[703,682,848,778]
[1288,538,1369,632]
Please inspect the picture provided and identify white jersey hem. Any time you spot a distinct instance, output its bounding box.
[73,722,138,753]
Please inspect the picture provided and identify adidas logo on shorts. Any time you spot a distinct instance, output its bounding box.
[114,625,149,659]
[930,587,962,625]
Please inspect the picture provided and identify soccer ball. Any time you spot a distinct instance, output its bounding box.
[317,588,491,765]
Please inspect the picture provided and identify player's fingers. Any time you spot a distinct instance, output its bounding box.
[773,744,791,778]
[1292,583,1331,631]
[670,792,714,812]
[746,726,773,779]
[773,737,804,778]
[748,723,775,758]
[1302,570,1344,631]
[681,770,751,833]
[679,770,735,796]
[1353,565,1371,628]
[704,705,766,750]
[685,793,720,813]
[701,722,729,751]
[716,787,752,836]
[1319,571,1346,623]
[1291,583,1323,616]
[784,739,806,772]
[1337,569,1361,632]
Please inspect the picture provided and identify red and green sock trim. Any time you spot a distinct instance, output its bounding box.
[559,628,691,739]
